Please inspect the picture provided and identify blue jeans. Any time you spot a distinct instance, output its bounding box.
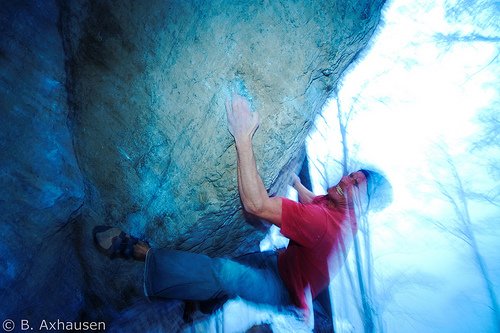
[143,249,292,307]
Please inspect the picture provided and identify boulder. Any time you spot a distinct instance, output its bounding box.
[0,0,385,326]
[61,0,384,320]
[61,0,384,255]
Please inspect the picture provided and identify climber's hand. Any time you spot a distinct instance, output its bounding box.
[226,93,259,142]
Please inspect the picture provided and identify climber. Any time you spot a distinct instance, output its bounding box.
[93,93,392,322]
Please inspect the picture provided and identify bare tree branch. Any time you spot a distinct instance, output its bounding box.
[434,32,500,43]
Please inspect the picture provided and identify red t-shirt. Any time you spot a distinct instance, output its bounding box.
[278,195,357,310]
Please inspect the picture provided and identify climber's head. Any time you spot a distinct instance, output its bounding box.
[327,169,392,212]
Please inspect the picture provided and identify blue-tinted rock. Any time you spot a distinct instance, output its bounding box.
[59,0,384,322]
[0,0,84,324]
[0,0,385,328]
[61,0,384,254]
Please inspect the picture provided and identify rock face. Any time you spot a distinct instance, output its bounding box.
[1,0,385,327]
[0,0,85,324]
[62,0,385,253]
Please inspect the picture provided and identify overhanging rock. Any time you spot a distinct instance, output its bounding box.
[58,0,385,319]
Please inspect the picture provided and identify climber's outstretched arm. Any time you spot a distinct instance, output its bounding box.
[226,94,282,227]
[292,174,316,204]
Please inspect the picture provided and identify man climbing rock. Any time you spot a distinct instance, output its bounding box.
[93,93,392,325]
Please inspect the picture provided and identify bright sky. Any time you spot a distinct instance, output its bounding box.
[305,0,499,332]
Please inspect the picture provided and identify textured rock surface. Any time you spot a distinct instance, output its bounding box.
[61,0,385,254]
[60,0,385,321]
[1,0,385,327]
[0,0,85,324]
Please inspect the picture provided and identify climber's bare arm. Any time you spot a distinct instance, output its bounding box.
[292,174,316,204]
[226,94,282,227]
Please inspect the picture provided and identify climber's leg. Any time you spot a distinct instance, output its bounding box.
[144,248,291,306]
[219,251,292,306]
